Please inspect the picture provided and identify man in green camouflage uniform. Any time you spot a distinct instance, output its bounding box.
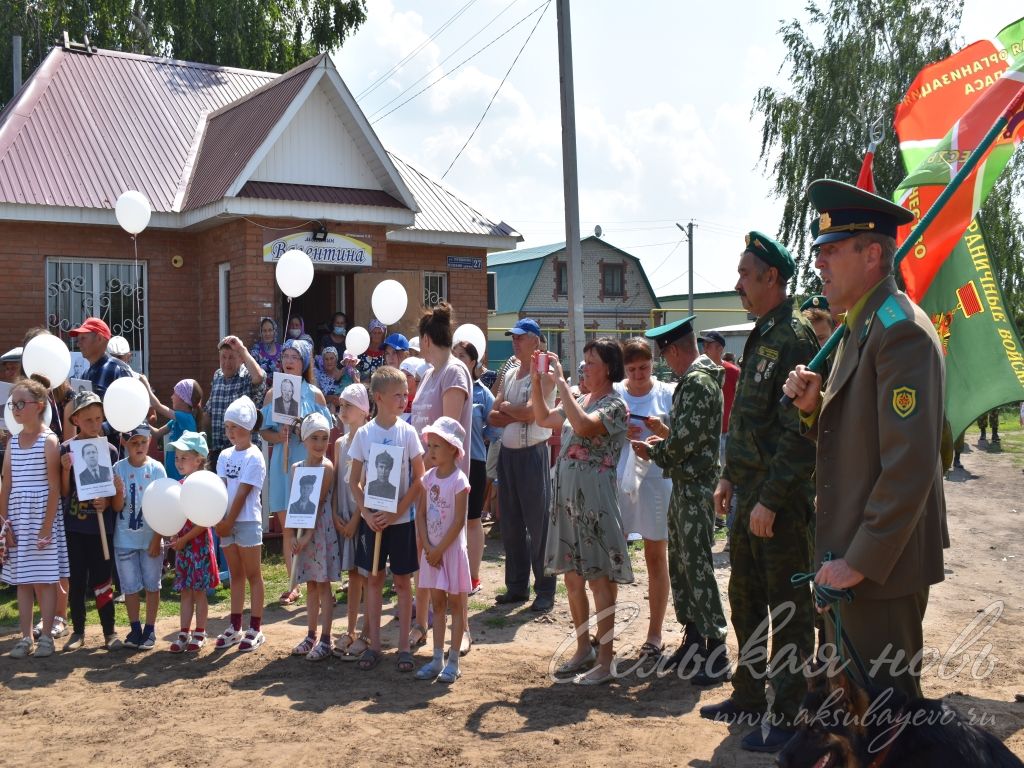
[699,231,818,754]
[633,315,730,684]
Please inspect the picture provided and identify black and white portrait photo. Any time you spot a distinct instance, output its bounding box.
[272,371,302,424]
[364,443,403,513]
[71,437,116,501]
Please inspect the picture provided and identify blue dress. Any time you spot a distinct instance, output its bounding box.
[260,381,332,512]
[164,410,197,480]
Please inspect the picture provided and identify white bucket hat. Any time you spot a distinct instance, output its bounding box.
[420,416,466,461]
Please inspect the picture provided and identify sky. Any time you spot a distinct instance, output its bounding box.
[335,1,1018,298]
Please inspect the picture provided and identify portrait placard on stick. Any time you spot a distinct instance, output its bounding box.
[71,437,115,501]
[272,372,302,425]
[285,466,324,529]
[364,443,403,513]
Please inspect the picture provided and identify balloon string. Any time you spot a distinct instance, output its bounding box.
[282,297,293,345]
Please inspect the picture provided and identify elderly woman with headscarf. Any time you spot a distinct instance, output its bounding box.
[315,347,359,403]
[251,317,283,380]
[357,319,388,379]
[286,315,315,346]
[318,311,348,352]
[259,338,332,603]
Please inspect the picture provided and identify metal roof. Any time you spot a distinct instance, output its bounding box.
[0,44,512,241]
[183,55,322,211]
[0,46,275,211]
[488,240,566,266]
[388,153,519,238]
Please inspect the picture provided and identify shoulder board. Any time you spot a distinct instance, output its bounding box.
[876,295,908,328]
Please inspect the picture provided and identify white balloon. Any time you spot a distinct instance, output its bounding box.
[181,470,229,527]
[346,326,370,356]
[115,190,151,235]
[22,334,71,389]
[371,280,409,325]
[142,478,187,537]
[102,377,150,432]
[4,396,52,436]
[453,323,487,358]
[275,249,315,298]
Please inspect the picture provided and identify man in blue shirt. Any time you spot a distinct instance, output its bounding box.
[69,318,133,399]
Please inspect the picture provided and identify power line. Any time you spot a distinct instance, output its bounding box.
[371,1,549,125]
[441,1,551,179]
[643,238,685,277]
[356,0,480,101]
[366,0,523,118]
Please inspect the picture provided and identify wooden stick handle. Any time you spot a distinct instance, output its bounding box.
[98,508,110,561]
[371,529,382,576]
[289,528,302,591]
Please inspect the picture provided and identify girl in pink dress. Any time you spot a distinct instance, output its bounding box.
[414,416,471,684]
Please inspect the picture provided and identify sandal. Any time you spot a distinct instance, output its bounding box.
[332,633,355,658]
[343,635,369,660]
[437,661,462,684]
[409,623,428,648]
[554,646,596,677]
[238,628,265,652]
[279,589,300,606]
[215,626,243,649]
[638,641,664,660]
[292,636,316,656]
[357,648,382,671]
[459,633,472,657]
[306,640,331,661]
[50,617,69,639]
[169,631,190,654]
[396,650,415,673]
[187,631,207,652]
[35,635,54,658]
[10,636,33,659]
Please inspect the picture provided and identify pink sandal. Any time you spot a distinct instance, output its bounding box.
[169,631,190,653]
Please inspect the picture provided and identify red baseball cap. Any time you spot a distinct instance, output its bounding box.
[69,317,112,340]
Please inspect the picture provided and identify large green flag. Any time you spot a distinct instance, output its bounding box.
[917,218,1024,438]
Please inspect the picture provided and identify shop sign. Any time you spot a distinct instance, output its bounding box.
[263,232,372,267]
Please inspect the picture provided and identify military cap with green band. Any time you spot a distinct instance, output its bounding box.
[800,294,829,312]
[807,178,915,248]
[645,314,695,351]
[744,230,795,279]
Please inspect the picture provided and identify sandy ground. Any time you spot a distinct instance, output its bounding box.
[1,441,1022,767]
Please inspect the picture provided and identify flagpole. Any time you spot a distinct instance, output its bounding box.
[782,89,1024,402]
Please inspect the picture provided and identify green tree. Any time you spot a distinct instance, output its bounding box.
[979,153,1024,331]
[753,0,963,288]
[0,0,367,108]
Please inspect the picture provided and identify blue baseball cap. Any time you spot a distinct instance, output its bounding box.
[505,318,542,338]
[383,333,409,352]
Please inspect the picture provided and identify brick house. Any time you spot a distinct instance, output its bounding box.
[0,42,519,397]
[486,236,660,365]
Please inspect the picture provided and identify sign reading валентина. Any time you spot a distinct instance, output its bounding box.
[263,232,372,267]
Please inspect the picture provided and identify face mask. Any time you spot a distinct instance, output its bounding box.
[333,326,346,335]
[288,328,301,338]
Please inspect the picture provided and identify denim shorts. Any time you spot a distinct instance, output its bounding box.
[220,520,263,549]
[115,548,164,593]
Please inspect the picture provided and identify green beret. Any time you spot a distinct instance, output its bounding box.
[800,294,829,312]
[645,314,695,351]
[807,178,914,248]
[744,231,795,279]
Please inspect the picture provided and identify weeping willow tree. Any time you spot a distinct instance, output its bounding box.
[753,0,964,288]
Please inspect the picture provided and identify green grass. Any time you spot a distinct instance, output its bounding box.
[0,554,292,628]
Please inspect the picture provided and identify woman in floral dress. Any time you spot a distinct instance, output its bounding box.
[531,337,632,685]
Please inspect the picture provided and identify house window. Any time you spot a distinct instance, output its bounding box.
[555,261,567,296]
[602,263,624,297]
[46,257,148,373]
[423,272,448,307]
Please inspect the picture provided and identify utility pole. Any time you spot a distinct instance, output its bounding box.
[676,221,696,315]
[556,0,585,373]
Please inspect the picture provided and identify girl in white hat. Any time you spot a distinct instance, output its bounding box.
[414,416,472,683]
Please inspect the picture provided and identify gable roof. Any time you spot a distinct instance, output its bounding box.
[487,236,660,312]
[0,44,513,246]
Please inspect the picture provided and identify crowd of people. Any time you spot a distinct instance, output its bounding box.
[0,179,974,753]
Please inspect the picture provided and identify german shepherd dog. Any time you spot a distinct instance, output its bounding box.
[777,669,1023,767]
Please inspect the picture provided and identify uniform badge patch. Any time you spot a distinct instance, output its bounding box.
[892,386,917,418]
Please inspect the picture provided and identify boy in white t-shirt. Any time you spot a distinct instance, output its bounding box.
[349,366,425,672]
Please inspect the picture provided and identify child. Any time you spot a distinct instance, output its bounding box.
[149,378,204,480]
[332,383,370,659]
[111,424,167,650]
[289,413,339,661]
[168,431,220,652]
[414,417,472,683]
[214,396,267,651]
[1,375,68,658]
[60,391,121,651]
[349,366,425,672]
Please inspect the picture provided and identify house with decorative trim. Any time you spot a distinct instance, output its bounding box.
[0,41,519,396]
[486,236,659,365]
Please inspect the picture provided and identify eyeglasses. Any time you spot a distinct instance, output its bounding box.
[10,400,40,412]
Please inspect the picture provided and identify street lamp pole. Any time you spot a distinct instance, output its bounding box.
[676,221,695,315]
